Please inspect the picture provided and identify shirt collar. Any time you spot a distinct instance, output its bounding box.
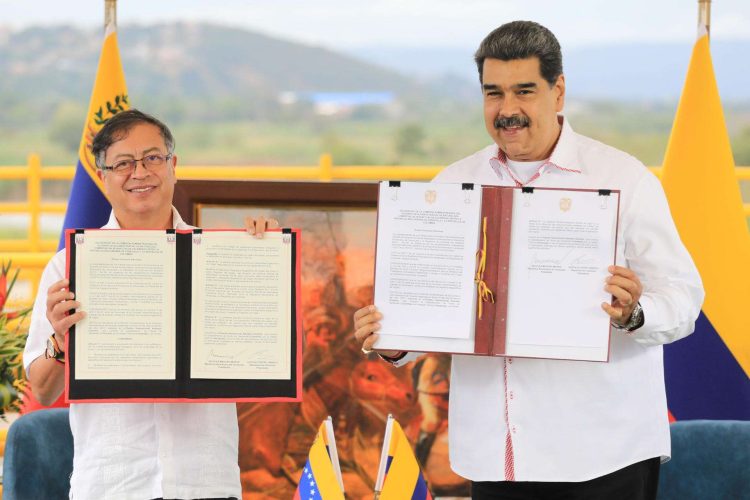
[103,206,188,229]
[489,115,583,186]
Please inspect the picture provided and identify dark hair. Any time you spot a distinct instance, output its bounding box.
[92,109,175,169]
[474,21,563,86]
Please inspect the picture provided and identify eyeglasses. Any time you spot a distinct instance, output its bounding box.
[101,153,173,176]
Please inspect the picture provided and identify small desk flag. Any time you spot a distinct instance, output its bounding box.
[294,417,345,500]
[376,415,433,500]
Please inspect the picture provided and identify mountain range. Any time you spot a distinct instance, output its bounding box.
[0,23,414,101]
[0,22,747,121]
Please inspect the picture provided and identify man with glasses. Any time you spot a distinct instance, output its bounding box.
[23,109,275,499]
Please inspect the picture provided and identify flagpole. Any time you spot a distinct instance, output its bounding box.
[105,0,117,29]
[697,0,711,38]
[373,414,394,498]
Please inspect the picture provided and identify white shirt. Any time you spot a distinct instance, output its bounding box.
[24,207,241,500]
[394,117,704,482]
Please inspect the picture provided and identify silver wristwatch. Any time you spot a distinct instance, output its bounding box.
[612,302,644,332]
[45,334,66,363]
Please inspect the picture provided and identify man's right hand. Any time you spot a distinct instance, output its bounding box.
[46,278,86,350]
[353,305,401,358]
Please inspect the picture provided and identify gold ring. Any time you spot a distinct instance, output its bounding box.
[361,347,373,355]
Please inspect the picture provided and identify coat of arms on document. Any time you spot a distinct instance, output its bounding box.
[559,197,572,212]
[425,190,437,204]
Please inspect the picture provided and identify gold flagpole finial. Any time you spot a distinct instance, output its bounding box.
[105,0,117,30]
[697,0,711,38]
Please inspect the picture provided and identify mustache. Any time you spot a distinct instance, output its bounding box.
[494,115,530,129]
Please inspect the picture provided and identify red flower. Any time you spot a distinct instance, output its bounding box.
[0,264,8,311]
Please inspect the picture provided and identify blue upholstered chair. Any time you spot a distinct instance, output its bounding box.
[3,408,73,500]
[658,420,750,500]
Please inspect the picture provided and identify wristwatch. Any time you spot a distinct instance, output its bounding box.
[612,302,644,332]
[45,334,66,363]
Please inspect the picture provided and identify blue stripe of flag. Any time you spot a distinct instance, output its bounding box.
[664,312,750,420]
[58,160,111,250]
[412,473,432,500]
[296,459,323,500]
[385,455,393,474]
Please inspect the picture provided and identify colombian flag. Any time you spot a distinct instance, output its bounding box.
[660,29,750,420]
[57,22,129,249]
[293,423,344,500]
[380,419,433,500]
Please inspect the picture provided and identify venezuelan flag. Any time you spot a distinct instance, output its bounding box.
[380,419,433,500]
[57,22,129,249]
[294,423,344,500]
[21,23,129,413]
[660,29,750,420]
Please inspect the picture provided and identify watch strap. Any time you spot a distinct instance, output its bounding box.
[46,334,66,363]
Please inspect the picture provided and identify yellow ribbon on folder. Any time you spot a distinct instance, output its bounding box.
[475,216,495,319]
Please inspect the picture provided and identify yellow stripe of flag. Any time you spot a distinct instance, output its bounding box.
[78,24,129,192]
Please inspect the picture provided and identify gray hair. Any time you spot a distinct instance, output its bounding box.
[92,109,175,169]
[474,21,563,86]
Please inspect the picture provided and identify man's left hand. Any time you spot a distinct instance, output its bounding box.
[601,265,642,326]
[245,216,280,238]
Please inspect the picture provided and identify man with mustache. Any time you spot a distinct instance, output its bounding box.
[354,21,704,499]
[23,109,277,499]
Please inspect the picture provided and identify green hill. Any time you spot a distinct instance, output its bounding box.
[0,22,420,125]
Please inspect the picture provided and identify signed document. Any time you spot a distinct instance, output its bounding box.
[373,182,619,361]
[191,231,291,380]
[503,188,618,360]
[66,228,301,403]
[374,182,481,339]
[74,231,176,380]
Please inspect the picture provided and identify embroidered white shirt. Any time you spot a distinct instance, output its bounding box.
[393,117,704,482]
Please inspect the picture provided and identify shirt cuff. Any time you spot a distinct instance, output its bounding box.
[632,295,658,334]
[378,351,420,368]
[378,351,407,364]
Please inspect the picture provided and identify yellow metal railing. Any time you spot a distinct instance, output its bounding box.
[1,154,749,305]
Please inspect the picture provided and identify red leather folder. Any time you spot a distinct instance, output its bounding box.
[374,183,620,362]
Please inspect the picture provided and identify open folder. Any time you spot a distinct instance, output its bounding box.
[373,181,620,362]
[65,228,302,402]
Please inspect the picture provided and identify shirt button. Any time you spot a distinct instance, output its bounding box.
[507,358,513,364]
[509,391,514,400]
[512,426,517,434]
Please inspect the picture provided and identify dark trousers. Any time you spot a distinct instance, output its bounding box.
[472,457,661,500]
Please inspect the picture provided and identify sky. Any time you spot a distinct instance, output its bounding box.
[2,0,749,50]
